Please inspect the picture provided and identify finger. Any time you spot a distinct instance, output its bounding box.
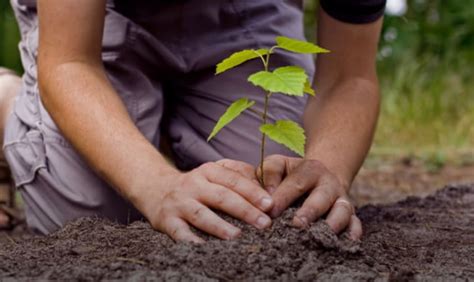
[0,212,8,227]
[183,201,242,240]
[216,159,259,183]
[292,180,339,227]
[256,155,286,194]
[347,215,363,240]
[200,183,272,230]
[325,198,354,234]
[201,162,273,212]
[164,217,205,244]
[270,160,325,218]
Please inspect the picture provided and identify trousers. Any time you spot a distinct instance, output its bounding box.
[4,0,314,234]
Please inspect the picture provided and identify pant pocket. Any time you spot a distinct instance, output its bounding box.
[3,115,47,187]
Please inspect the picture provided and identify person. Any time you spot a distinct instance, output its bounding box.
[0,0,385,242]
[0,67,21,229]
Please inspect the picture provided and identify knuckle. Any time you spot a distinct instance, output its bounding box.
[210,223,227,238]
[319,187,335,202]
[335,199,354,214]
[293,178,307,193]
[181,175,203,190]
[264,162,280,174]
[225,174,240,189]
[265,154,284,162]
[189,206,206,223]
[214,190,228,207]
[304,159,324,172]
[238,206,253,222]
[170,225,181,238]
[216,158,231,165]
[175,198,193,211]
[163,190,179,202]
[199,162,216,174]
[332,184,345,195]
[149,209,166,231]
[150,221,161,231]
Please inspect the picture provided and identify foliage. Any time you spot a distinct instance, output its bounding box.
[304,0,474,152]
[0,0,22,73]
[248,66,308,96]
[1,0,473,154]
[216,49,269,75]
[260,120,306,157]
[207,98,255,141]
[208,36,327,185]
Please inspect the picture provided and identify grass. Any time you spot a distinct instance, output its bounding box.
[1,0,473,162]
[373,53,474,155]
[0,0,22,73]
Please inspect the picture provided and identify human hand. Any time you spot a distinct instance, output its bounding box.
[0,211,8,228]
[137,160,273,243]
[257,155,362,240]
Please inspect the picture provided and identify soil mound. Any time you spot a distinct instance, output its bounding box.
[1,184,473,281]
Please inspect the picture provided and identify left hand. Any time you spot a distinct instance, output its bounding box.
[257,154,362,240]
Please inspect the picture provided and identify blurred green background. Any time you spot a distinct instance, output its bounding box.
[1,0,473,158]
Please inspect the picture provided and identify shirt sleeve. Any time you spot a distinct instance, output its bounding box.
[319,0,387,24]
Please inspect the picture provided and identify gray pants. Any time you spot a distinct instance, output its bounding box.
[4,0,314,234]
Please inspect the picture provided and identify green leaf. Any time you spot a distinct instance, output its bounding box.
[260,120,306,157]
[216,49,269,74]
[248,66,307,96]
[208,98,255,141]
[276,36,330,54]
[304,79,315,96]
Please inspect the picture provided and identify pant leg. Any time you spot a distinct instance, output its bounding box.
[164,0,315,170]
[4,1,165,234]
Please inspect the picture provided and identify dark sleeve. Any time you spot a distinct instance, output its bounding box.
[319,0,387,24]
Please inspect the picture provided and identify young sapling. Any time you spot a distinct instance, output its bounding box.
[208,36,329,187]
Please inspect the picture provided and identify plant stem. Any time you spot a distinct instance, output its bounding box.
[259,49,274,187]
[248,107,265,118]
[259,92,270,187]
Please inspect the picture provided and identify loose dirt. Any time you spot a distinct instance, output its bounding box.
[1,184,473,281]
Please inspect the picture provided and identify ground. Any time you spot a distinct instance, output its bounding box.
[1,156,474,281]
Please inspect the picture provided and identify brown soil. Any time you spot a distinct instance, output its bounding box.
[351,157,474,206]
[1,184,473,281]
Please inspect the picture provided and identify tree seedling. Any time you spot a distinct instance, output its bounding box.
[207,36,329,186]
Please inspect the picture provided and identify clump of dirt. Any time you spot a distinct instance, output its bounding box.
[1,184,473,281]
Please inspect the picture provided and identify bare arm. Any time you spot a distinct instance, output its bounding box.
[260,8,382,240]
[38,0,273,241]
[304,9,382,188]
[38,0,175,208]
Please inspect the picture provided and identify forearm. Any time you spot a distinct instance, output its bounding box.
[38,62,177,203]
[303,9,382,190]
[303,79,379,190]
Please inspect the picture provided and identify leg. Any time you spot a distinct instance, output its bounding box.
[5,3,164,234]
[163,0,314,170]
[0,68,21,228]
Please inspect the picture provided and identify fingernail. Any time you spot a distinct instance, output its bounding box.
[259,197,273,210]
[256,215,272,229]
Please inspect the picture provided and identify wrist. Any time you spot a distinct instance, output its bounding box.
[121,153,181,213]
[304,154,352,192]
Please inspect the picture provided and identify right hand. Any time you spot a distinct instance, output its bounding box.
[137,160,274,243]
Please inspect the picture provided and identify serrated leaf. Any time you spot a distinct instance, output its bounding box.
[304,79,315,96]
[208,98,255,141]
[216,49,269,74]
[260,120,306,156]
[248,66,307,96]
[276,36,330,54]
